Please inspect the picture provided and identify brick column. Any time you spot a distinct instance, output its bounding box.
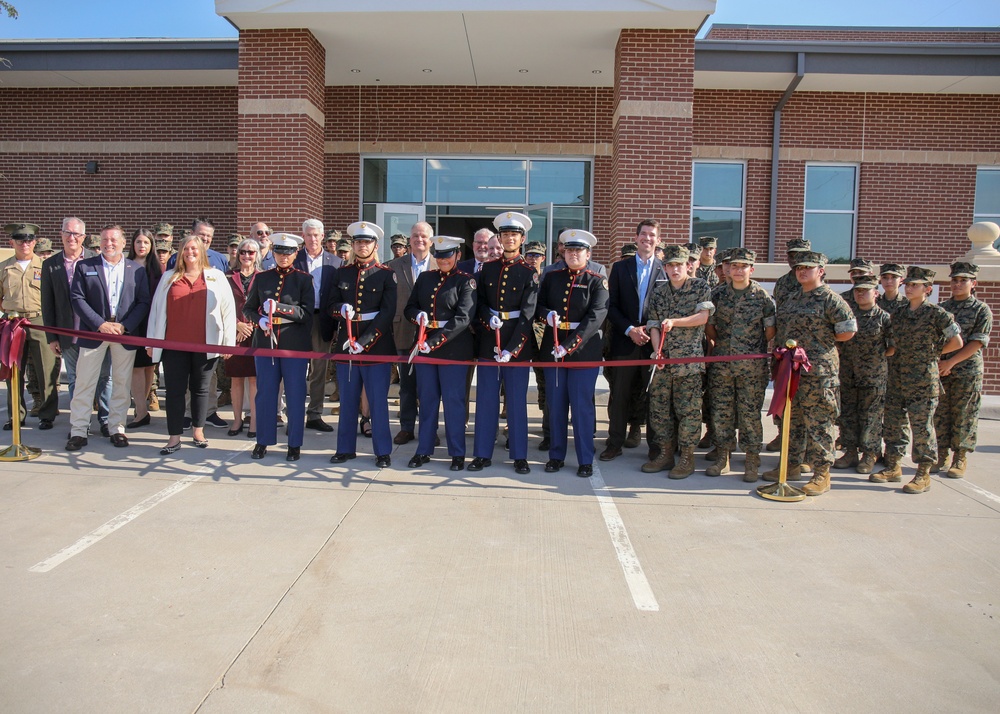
[237,29,325,232]
[611,29,695,249]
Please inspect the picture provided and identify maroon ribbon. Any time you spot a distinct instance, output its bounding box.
[0,318,30,380]
[767,345,811,418]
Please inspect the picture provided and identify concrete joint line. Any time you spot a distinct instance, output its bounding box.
[238,98,325,128]
[0,141,237,154]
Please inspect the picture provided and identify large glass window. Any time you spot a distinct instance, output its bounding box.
[529,161,590,205]
[426,159,527,205]
[691,161,744,250]
[974,166,1000,223]
[362,159,423,204]
[803,164,858,263]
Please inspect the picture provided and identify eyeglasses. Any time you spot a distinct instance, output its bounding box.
[61,230,85,239]
[254,230,272,236]
[239,250,257,256]
[12,237,36,243]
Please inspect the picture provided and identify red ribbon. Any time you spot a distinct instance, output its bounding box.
[0,318,30,380]
[766,345,812,418]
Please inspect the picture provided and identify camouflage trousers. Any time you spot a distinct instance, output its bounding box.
[884,380,938,465]
[839,380,885,452]
[787,376,840,468]
[649,371,703,450]
[708,366,767,454]
[883,355,910,456]
[936,371,982,452]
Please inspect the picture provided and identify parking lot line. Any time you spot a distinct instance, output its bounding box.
[589,467,660,612]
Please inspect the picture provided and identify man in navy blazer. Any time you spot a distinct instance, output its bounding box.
[293,218,343,431]
[601,219,666,462]
[66,224,151,450]
[457,227,494,275]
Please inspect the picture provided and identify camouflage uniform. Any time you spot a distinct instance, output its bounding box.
[838,302,892,453]
[775,279,856,469]
[877,283,909,456]
[877,292,907,315]
[696,262,719,288]
[708,279,775,454]
[646,276,714,450]
[772,270,801,309]
[884,300,960,464]
[936,293,992,452]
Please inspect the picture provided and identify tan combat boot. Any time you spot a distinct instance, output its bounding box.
[743,453,761,483]
[870,454,902,483]
[856,452,877,475]
[903,462,932,493]
[668,446,696,479]
[762,463,803,482]
[641,444,675,473]
[946,449,968,479]
[765,435,781,452]
[833,447,859,469]
[931,448,949,473]
[802,465,831,496]
[705,446,718,462]
[706,449,731,477]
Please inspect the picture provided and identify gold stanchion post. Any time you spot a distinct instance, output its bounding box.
[0,363,42,461]
[757,339,805,502]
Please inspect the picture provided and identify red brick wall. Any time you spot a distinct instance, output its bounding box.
[705,26,1000,43]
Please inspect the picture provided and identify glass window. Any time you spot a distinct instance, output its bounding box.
[803,164,857,263]
[529,161,589,205]
[362,158,423,204]
[975,167,1000,222]
[426,159,526,205]
[691,161,744,250]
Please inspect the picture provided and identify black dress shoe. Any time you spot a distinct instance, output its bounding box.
[65,435,88,451]
[599,446,621,461]
[193,439,209,448]
[38,419,54,430]
[375,454,391,468]
[408,454,430,468]
[514,459,531,474]
[538,438,550,451]
[126,414,151,429]
[286,446,301,461]
[226,422,244,436]
[450,457,465,471]
[467,457,491,472]
[247,431,256,439]
[330,452,356,464]
[251,444,267,459]
[110,433,129,448]
[577,464,593,477]
[100,423,111,438]
[544,459,564,473]
[160,442,182,455]
[306,418,334,432]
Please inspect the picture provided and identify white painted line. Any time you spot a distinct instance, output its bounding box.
[589,467,660,612]
[30,448,248,573]
[955,479,1000,507]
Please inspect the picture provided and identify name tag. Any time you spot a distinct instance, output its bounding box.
[85,271,98,276]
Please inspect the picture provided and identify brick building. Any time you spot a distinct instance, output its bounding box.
[1,2,998,386]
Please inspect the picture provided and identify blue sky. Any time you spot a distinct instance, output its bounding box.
[0,0,997,39]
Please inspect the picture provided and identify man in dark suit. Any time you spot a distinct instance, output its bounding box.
[600,218,666,462]
[457,227,493,275]
[66,223,151,450]
[388,221,436,444]
[293,218,344,431]
[41,216,112,430]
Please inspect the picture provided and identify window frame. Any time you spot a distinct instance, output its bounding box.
[802,162,860,261]
[689,159,747,247]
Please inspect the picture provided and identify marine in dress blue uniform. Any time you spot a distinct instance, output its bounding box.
[244,232,314,461]
[404,236,477,471]
[327,221,398,468]
[468,212,539,474]
[537,229,609,477]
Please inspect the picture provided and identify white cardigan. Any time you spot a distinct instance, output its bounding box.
[147,267,237,362]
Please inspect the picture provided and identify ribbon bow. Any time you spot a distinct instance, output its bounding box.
[766,344,811,418]
[0,318,30,381]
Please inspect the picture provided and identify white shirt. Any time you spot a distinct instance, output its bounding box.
[306,251,324,309]
[411,254,429,281]
[101,255,125,318]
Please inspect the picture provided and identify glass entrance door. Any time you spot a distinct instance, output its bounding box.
[526,203,554,261]
[375,204,425,262]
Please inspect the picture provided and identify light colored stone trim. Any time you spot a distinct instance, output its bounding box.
[613,100,693,126]
[0,141,237,154]
[693,145,1000,165]
[238,98,325,128]
[325,141,613,156]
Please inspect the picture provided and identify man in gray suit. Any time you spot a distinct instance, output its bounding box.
[388,221,437,444]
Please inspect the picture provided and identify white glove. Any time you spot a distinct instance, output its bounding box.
[340,304,355,320]
[262,298,278,314]
[348,341,364,355]
[495,350,512,363]
[418,341,431,354]
[546,310,559,328]
[552,345,568,360]
[416,311,429,327]
[258,317,272,332]
[489,315,503,330]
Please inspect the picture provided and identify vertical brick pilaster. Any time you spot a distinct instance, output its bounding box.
[237,29,325,232]
[611,29,695,249]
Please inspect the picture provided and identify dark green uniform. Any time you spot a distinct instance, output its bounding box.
[936,295,992,452]
[838,303,892,453]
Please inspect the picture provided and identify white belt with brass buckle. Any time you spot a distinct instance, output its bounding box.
[557,321,580,330]
[351,311,379,322]
[489,309,521,320]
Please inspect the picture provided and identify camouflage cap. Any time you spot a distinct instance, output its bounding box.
[848,258,876,276]
[336,238,353,252]
[685,242,701,256]
[903,266,936,284]
[786,238,812,253]
[717,248,733,263]
[879,263,905,277]
[524,241,546,256]
[154,238,173,252]
[662,244,690,264]
[620,242,637,258]
[325,229,342,242]
[227,233,244,246]
[34,237,54,253]
[949,261,980,279]
[84,234,101,250]
[698,235,718,248]
[728,247,756,265]
[178,229,193,240]
[390,233,408,247]
[852,277,879,290]
[792,251,827,268]
[152,222,173,237]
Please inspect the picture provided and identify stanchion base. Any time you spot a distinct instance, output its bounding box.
[757,481,807,502]
[0,443,42,461]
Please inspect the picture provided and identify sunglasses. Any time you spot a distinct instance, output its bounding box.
[239,250,257,256]
[254,230,272,236]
